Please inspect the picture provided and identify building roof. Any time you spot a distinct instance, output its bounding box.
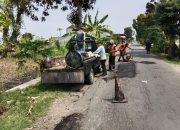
[67,24,75,29]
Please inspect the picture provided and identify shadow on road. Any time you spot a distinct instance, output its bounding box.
[35,83,86,93]
[103,99,114,103]
[135,61,156,64]
[54,113,83,130]
[132,47,164,60]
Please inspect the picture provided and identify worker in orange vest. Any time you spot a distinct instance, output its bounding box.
[108,40,116,71]
[118,41,131,62]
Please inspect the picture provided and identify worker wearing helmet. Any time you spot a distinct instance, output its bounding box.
[108,40,116,71]
[118,41,131,62]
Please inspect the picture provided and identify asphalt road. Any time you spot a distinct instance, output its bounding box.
[57,44,180,130]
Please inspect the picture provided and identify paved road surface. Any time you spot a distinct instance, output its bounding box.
[56,44,180,130]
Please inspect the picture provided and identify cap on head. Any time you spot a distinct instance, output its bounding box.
[95,40,102,44]
[110,40,114,44]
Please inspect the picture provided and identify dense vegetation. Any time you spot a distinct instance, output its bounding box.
[133,0,180,59]
[124,27,134,44]
[0,0,96,57]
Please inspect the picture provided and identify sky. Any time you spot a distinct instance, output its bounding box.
[22,0,150,38]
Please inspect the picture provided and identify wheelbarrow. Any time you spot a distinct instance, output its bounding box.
[125,49,133,61]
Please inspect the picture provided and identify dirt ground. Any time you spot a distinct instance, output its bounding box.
[30,84,91,130]
[0,58,39,90]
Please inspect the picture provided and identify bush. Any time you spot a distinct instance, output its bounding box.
[9,37,68,70]
[13,38,68,59]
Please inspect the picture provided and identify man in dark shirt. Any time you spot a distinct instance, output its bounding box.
[146,40,152,54]
[76,27,85,51]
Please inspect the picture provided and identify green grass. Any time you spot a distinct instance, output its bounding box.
[0,83,74,130]
[151,51,180,65]
[164,58,180,65]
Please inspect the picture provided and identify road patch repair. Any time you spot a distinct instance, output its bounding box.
[54,113,83,130]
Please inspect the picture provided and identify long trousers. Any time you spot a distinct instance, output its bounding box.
[100,60,107,75]
[109,56,115,70]
[118,52,125,61]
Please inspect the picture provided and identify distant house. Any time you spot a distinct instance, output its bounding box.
[52,25,75,46]
[51,35,72,46]
[114,34,126,41]
[66,25,75,33]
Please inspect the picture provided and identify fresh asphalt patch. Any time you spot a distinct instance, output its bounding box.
[117,61,136,78]
[54,113,83,130]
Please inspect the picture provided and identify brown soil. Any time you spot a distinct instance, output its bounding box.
[0,58,39,90]
[0,106,7,115]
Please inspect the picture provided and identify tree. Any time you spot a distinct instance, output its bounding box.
[133,0,180,58]
[155,0,180,57]
[124,27,134,43]
[0,0,13,44]
[0,0,96,45]
[0,0,65,45]
[146,2,156,15]
[156,1,178,42]
[146,25,167,53]
[65,0,96,28]
[132,14,149,44]
[0,12,10,44]
[9,0,65,43]
[84,11,113,38]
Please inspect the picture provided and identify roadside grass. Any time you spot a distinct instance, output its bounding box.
[0,83,74,130]
[164,58,180,65]
[151,51,180,65]
[156,53,180,65]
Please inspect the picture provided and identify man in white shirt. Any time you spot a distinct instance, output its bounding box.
[94,40,107,76]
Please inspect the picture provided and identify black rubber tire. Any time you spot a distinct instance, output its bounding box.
[85,68,94,84]
[94,66,101,74]
[65,51,83,69]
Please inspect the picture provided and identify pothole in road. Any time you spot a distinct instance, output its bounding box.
[54,113,83,130]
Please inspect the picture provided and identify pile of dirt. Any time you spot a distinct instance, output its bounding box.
[0,58,39,90]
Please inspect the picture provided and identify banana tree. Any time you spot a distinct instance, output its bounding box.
[84,11,113,39]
